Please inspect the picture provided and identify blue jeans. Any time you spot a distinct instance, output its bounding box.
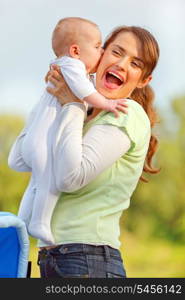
[38,243,127,278]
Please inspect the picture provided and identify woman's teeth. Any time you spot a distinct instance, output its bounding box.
[105,72,124,86]
[107,71,123,83]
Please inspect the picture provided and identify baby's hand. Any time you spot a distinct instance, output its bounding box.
[105,99,128,118]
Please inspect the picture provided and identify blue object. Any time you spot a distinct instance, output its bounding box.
[0,212,29,278]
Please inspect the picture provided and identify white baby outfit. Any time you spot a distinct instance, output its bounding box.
[8,56,96,244]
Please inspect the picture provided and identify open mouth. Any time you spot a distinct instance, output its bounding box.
[104,71,124,89]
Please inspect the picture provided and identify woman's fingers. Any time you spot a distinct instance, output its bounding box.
[45,69,60,83]
[51,64,64,81]
[45,62,61,83]
[51,64,61,73]
[46,86,55,96]
[48,75,62,86]
[49,70,62,81]
[45,71,51,83]
[46,76,62,97]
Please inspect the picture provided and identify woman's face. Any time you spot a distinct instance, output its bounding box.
[96,31,152,99]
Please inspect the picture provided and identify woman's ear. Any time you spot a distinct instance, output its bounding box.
[69,44,80,58]
[137,75,152,89]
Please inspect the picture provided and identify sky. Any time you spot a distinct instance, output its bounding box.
[0,0,185,119]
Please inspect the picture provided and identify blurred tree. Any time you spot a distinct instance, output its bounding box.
[0,115,29,213]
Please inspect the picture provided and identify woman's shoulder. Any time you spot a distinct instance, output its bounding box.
[85,99,150,135]
[96,99,150,129]
[92,99,151,150]
[127,99,150,125]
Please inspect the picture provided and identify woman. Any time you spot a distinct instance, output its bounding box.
[16,25,160,278]
[35,25,160,278]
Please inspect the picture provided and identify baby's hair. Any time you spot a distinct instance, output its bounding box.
[52,17,99,57]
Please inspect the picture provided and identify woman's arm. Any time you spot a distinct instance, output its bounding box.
[54,102,131,192]
[8,128,31,172]
[8,105,38,172]
[46,67,131,192]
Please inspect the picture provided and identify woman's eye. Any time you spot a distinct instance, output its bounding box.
[112,50,120,55]
[131,61,140,68]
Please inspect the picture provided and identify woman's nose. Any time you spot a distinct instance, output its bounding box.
[116,57,129,71]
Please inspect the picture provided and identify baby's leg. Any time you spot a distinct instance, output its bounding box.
[27,114,59,245]
[27,98,66,244]
[18,175,35,227]
[28,186,59,245]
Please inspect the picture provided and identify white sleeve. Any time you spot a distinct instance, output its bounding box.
[8,129,31,172]
[54,103,131,192]
[60,57,96,100]
[7,105,38,172]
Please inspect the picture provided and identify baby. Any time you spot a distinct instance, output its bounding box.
[8,17,127,245]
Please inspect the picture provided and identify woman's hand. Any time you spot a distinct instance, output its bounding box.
[46,64,82,105]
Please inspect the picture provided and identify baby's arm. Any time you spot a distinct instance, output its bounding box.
[84,92,128,118]
[58,57,128,117]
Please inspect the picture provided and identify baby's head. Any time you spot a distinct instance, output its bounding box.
[52,17,103,73]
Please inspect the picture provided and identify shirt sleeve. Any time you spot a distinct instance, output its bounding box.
[54,103,131,193]
[7,105,38,172]
[60,57,96,100]
[94,99,151,154]
[8,129,31,172]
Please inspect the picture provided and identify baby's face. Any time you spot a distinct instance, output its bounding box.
[79,26,103,73]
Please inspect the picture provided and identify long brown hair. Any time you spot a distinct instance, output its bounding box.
[104,26,160,181]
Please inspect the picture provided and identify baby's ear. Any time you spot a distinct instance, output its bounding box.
[69,44,80,58]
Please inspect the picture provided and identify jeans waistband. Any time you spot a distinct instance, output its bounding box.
[39,243,121,261]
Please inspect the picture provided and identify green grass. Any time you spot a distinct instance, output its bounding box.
[29,233,185,278]
[120,232,185,278]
